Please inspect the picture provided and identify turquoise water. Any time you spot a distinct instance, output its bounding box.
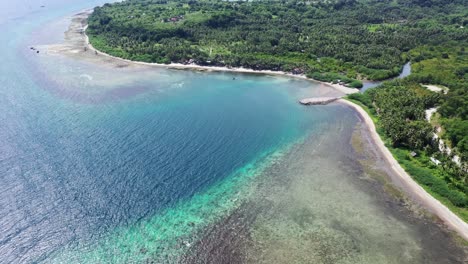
[0,1,464,263]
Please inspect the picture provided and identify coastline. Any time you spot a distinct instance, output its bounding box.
[83,31,359,94]
[339,99,468,241]
[44,10,359,95]
[46,10,467,240]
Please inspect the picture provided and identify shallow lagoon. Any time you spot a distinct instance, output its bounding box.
[0,1,464,263]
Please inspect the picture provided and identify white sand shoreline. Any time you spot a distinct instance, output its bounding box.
[339,99,468,241]
[75,11,358,95]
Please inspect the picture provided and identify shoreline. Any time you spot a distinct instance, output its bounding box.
[339,99,468,241]
[45,10,359,95]
[83,31,359,94]
[47,10,467,240]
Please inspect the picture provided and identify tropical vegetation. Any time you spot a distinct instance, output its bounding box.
[87,0,466,87]
[348,44,467,217]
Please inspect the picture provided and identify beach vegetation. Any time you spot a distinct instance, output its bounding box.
[348,74,467,219]
[87,0,467,88]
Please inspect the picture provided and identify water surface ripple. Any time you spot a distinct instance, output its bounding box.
[0,1,464,263]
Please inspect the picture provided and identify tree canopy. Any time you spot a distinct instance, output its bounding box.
[87,0,467,87]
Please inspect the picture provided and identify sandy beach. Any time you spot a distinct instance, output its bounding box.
[340,99,468,241]
[43,10,359,95]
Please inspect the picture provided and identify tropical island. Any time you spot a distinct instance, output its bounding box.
[85,0,467,232]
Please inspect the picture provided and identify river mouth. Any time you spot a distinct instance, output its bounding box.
[0,2,465,263]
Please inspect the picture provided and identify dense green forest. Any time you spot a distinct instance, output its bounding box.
[87,0,467,87]
[88,1,467,217]
[409,45,468,162]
